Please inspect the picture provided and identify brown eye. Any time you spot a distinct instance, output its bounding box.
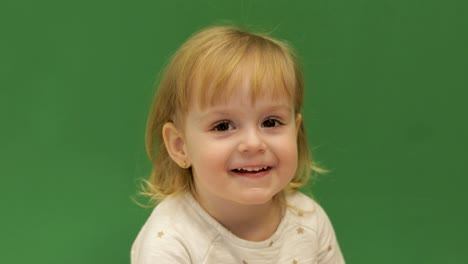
[262,119,280,128]
[213,121,232,131]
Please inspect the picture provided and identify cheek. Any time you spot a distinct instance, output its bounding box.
[278,133,299,168]
[186,137,230,168]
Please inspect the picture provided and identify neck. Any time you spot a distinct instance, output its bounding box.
[193,191,283,241]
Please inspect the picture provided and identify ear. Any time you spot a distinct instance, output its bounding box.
[295,113,302,134]
[162,122,190,168]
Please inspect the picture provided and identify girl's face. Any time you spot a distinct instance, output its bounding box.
[182,79,301,209]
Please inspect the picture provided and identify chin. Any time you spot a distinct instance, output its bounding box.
[236,189,278,205]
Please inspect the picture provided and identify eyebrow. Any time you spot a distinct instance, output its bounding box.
[195,104,293,120]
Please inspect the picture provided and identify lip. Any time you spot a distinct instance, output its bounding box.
[230,166,272,178]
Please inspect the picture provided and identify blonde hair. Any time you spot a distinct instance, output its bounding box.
[143,25,319,203]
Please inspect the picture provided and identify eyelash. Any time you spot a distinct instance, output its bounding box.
[212,121,234,132]
[262,118,283,128]
[211,118,284,132]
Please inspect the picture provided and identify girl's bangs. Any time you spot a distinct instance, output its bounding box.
[190,42,297,109]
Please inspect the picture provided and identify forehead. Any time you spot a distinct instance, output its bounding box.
[189,56,296,111]
[196,87,294,113]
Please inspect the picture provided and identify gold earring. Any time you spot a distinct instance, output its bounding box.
[180,161,187,168]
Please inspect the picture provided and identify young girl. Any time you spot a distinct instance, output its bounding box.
[132,25,345,264]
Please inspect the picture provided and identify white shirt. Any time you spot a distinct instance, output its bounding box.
[131,191,345,264]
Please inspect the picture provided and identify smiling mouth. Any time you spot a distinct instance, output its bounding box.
[232,166,270,173]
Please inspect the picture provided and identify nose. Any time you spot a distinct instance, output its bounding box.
[237,127,267,153]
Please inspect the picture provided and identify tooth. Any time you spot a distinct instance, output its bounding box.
[238,167,266,172]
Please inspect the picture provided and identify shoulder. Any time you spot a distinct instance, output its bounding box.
[131,193,220,264]
[286,191,326,219]
[285,191,346,263]
[285,191,335,233]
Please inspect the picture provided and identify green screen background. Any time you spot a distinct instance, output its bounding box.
[1,0,467,263]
